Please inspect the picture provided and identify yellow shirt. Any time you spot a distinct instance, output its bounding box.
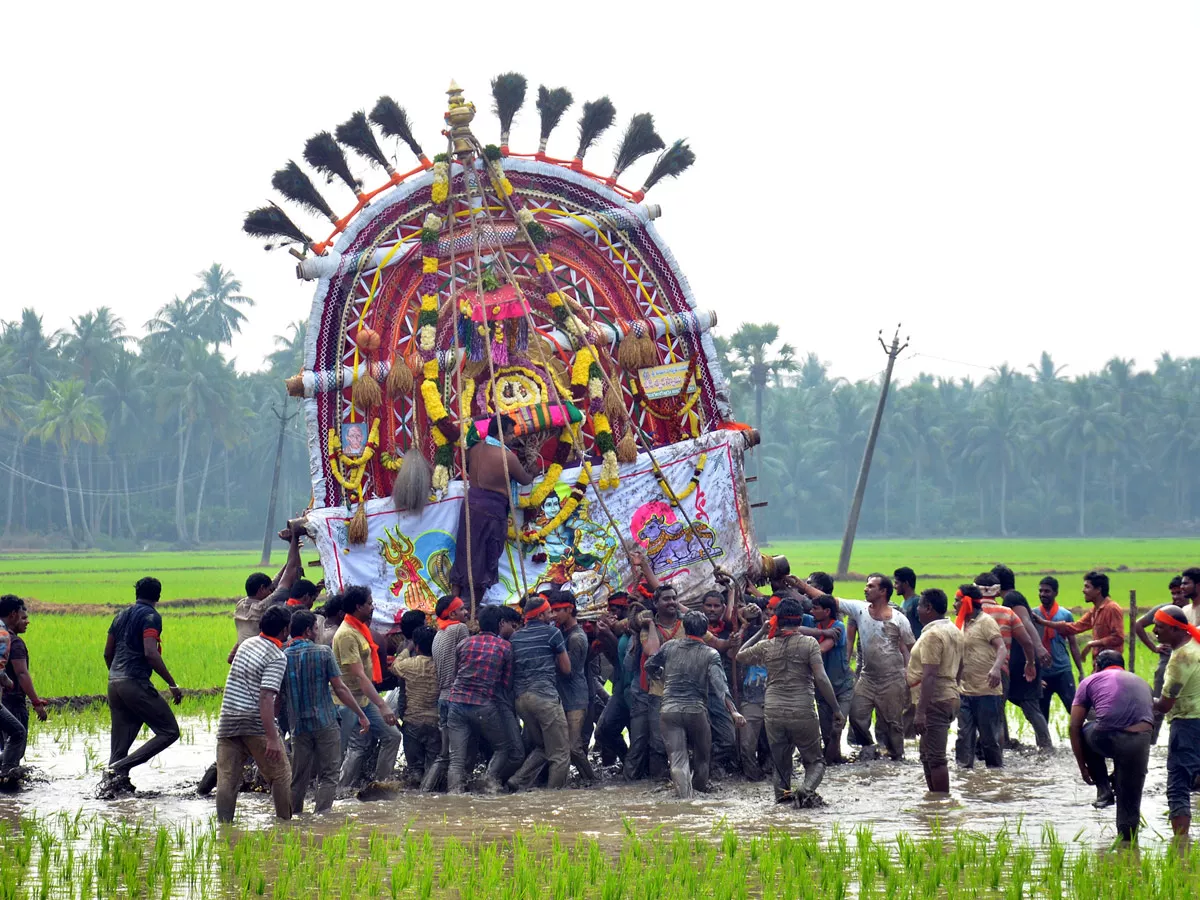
[959,613,1003,697]
[1163,639,1200,722]
[906,618,963,705]
[331,622,372,706]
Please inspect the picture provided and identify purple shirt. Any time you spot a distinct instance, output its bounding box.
[1073,668,1153,732]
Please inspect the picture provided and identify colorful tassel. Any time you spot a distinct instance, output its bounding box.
[348,502,369,544]
[351,375,382,411]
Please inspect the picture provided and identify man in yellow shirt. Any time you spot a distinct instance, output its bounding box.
[907,589,963,793]
[1152,605,1200,841]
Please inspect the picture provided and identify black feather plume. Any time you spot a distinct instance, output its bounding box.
[335,111,392,173]
[303,131,361,194]
[575,96,616,160]
[243,204,312,247]
[640,139,696,193]
[271,161,336,221]
[490,72,527,145]
[536,86,573,152]
[612,113,665,178]
[369,96,425,160]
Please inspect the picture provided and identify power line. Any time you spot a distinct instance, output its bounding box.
[0,459,207,495]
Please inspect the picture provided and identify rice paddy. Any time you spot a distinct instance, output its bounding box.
[2,539,1199,898]
[0,812,1197,899]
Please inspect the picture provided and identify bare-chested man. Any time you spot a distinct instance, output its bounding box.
[449,415,532,606]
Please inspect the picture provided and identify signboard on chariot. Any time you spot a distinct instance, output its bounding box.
[245,77,771,629]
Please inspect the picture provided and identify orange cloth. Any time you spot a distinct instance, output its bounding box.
[343,613,382,681]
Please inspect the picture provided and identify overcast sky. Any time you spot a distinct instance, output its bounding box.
[3,1,1196,386]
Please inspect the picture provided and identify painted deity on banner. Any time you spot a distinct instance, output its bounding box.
[520,486,619,601]
[377,525,452,614]
[631,499,725,583]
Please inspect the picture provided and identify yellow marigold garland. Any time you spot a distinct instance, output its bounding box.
[510,463,591,542]
[519,463,563,509]
[431,161,449,204]
[327,418,380,494]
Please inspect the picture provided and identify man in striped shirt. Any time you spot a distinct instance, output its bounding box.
[216,605,292,822]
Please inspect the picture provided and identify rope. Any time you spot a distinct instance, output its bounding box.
[463,144,636,575]
[476,139,724,582]
[459,153,529,600]
[444,139,478,618]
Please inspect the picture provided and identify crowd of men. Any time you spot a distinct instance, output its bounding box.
[1,530,1198,845]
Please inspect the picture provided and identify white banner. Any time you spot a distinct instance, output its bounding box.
[307,430,757,629]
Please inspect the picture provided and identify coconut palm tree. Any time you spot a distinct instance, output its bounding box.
[187,263,255,348]
[143,296,203,366]
[30,379,106,546]
[727,323,797,435]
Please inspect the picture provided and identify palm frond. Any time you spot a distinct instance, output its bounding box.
[575,96,616,160]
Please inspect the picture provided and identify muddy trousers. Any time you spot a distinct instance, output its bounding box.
[565,708,597,782]
[765,709,825,800]
[339,702,401,787]
[956,694,1004,768]
[290,725,341,814]
[659,708,711,799]
[1038,669,1077,725]
[1008,697,1053,749]
[736,702,766,780]
[1166,718,1200,821]
[595,690,630,764]
[625,692,664,781]
[706,692,736,774]
[1082,724,1151,841]
[107,678,180,775]
[401,721,441,784]
[849,674,907,759]
[508,693,570,790]
[446,700,520,793]
[216,734,292,822]
[817,686,854,763]
[0,702,27,770]
[918,696,960,787]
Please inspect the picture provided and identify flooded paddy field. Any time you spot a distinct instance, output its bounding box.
[1,711,1196,898]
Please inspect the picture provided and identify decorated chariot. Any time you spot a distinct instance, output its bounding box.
[244,77,768,627]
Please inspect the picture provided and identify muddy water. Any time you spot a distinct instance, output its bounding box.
[0,714,1177,846]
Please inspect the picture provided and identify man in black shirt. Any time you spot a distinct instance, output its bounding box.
[0,595,48,775]
[101,577,183,794]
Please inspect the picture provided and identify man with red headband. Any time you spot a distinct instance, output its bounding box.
[593,591,634,766]
[334,586,401,788]
[954,585,1007,768]
[1069,650,1153,844]
[507,592,572,791]
[1152,604,1200,840]
[423,594,471,792]
[553,591,597,784]
[644,611,744,798]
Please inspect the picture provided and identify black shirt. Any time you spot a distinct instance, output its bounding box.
[108,600,163,682]
[1003,591,1042,701]
[3,636,27,710]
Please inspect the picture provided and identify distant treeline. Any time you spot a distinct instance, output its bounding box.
[0,264,311,548]
[718,324,1200,539]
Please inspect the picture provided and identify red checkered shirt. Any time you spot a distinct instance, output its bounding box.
[446,633,512,706]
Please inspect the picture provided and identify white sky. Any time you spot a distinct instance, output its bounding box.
[3,1,1196,386]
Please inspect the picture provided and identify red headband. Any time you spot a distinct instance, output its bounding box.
[550,600,574,611]
[1154,608,1200,643]
[767,596,781,609]
[437,597,464,621]
[608,596,630,607]
[524,598,551,619]
[954,590,973,630]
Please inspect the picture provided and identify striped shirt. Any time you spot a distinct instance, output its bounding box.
[218,635,286,738]
[284,639,344,734]
[979,599,1020,674]
[432,622,470,701]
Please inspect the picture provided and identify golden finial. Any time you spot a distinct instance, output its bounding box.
[445,80,476,158]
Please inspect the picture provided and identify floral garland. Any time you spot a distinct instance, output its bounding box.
[483,145,513,197]
[431,159,450,205]
[570,350,619,490]
[417,212,442,357]
[570,347,604,414]
[546,289,586,339]
[510,463,591,542]
[656,453,707,507]
[327,418,380,496]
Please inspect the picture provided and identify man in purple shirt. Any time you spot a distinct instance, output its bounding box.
[1069,650,1153,844]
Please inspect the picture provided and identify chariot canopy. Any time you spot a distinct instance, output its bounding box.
[244,78,765,626]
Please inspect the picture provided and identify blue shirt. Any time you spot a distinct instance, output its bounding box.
[822,620,853,693]
[510,620,567,701]
[284,639,344,733]
[901,596,923,640]
[1040,606,1075,675]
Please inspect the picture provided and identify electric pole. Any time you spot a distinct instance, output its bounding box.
[836,326,909,576]
[260,401,298,566]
